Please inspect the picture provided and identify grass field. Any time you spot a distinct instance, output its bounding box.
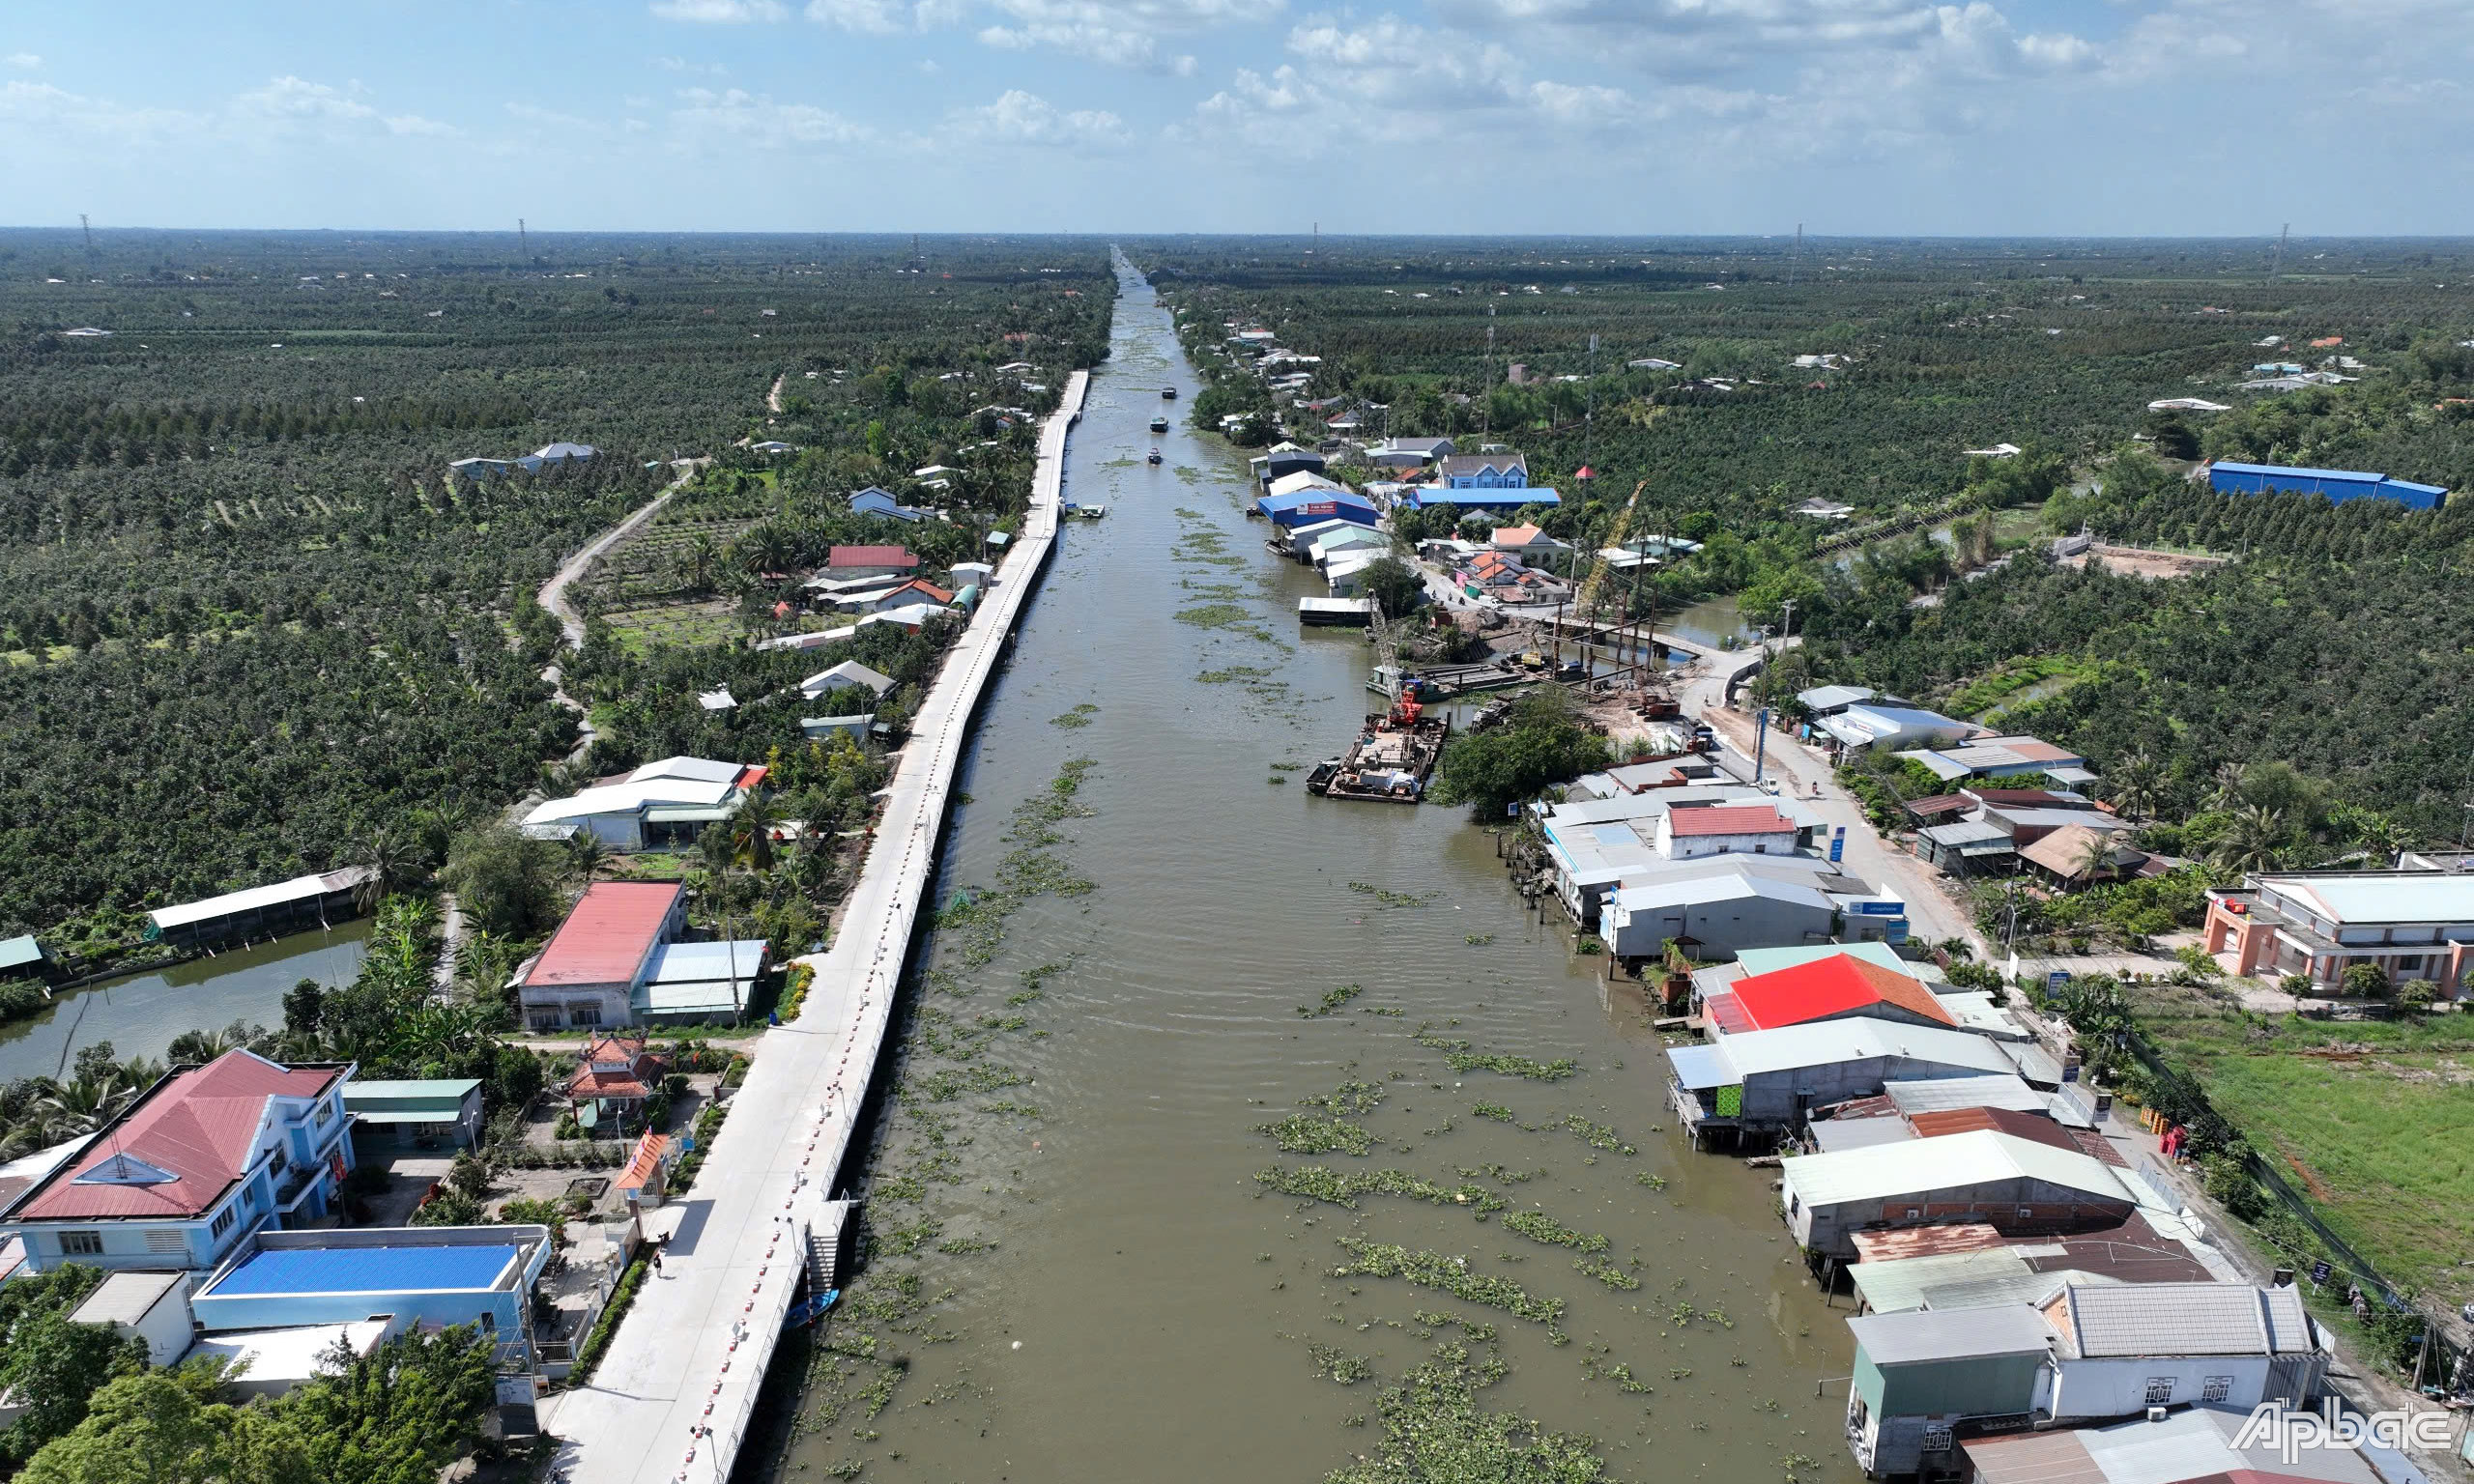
[599,602,744,655]
[2137,985,2474,1307]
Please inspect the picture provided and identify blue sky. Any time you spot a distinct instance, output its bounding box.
[5,0,2469,235]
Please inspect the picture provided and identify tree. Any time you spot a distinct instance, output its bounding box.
[0,1267,146,1465]
[1356,556,1424,618]
[675,533,721,595]
[2106,749,2162,822]
[2072,827,2118,885]
[2342,961,2392,1000]
[439,825,562,939]
[2210,803,2287,873]
[351,829,425,912]
[566,829,609,888]
[1430,690,1611,816]
[725,795,782,876]
[281,978,326,1039]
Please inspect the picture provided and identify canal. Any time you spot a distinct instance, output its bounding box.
[769,257,1860,1484]
[0,924,369,1083]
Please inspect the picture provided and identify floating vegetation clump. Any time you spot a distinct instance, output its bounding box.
[1636,1172,1668,1191]
[1416,1028,1579,1081]
[1504,1212,1609,1253]
[1299,983,1366,1018]
[1254,1165,1508,1213]
[936,759,1100,966]
[1333,1240,1565,1324]
[1308,1344,1376,1385]
[1300,1080,1388,1116]
[1465,932,1495,946]
[1572,1256,1641,1291]
[1472,1101,1514,1123]
[1257,1114,1374,1156]
[1326,1341,1606,1484]
[1174,602,1251,628]
[1548,1115,1635,1155]
[1196,665,1276,684]
[1349,882,1435,908]
[1049,702,1099,728]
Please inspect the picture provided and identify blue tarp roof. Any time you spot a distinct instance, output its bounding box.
[1667,1043,1733,1091]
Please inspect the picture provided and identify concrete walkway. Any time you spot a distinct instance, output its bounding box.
[541,371,1088,1484]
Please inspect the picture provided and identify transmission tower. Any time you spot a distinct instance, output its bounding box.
[80,214,94,259]
[2271,223,2287,279]
[519,217,529,262]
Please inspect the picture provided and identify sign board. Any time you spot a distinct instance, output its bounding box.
[2048,969,2073,992]
[1506,802,1521,818]
[1828,826,1846,864]
[2311,1260,2334,1287]
[1302,501,1338,516]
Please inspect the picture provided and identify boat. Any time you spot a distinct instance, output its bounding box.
[1149,415,1169,434]
[1162,386,1178,400]
[1306,683,1452,804]
[785,1288,841,1328]
[1147,447,1163,465]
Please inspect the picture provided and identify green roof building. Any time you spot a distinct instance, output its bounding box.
[343,1078,483,1150]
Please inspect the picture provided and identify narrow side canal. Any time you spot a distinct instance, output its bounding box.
[769,258,1860,1484]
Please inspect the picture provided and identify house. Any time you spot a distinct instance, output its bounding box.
[1536,786,1821,919]
[532,442,596,465]
[1667,1018,2019,1143]
[1654,804,1802,860]
[802,714,873,743]
[521,756,766,852]
[342,1078,483,1151]
[1897,735,2096,788]
[1976,800,2130,852]
[2206,460,2447,510]
[1797,685,1880,718]
[637,938,769,1022]
[2203,870,2474,994]
[1691,941,1948,1013]
[1366,437,1453,468]
[1963,442,2023,459]
[1308,525,1391,566]
[2018,824,2144,890]
[564,1035,669,1131]
[71,1270,199,1366]
[1406,485,1562,514]
[849,487,927,524]
[189,1225,555,1371]
[859,602,950,634]
[1820,705,1979,754]
[1248,443,1326,487]
[1959,1398,2370,1484]
[1439,452,1528,489]
[949,560,995,590]
[697,688,735,712]
[824,544,921,579]
[188,1318,395,1399]
[516,885,686,1031]
[801,659,897,701]
[1779,1129,2140,1260]
[1797,499,1856,520]
[1601,864,1848,961]
[749,441,796,455]
[1846,1286,2327,1478]
[2146,397,2229,413]
[447,456,517,480]
[1256,488,1378,529]
[1266,469,1348,500]
[1709,955,1959,1035]
[1488,524,1571,567]
[1628,357,1682,370]
[865,579,955,613]
[0,1051,354,1274]
[145,868,378,951]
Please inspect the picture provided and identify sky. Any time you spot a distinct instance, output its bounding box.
[5,0,2472,237]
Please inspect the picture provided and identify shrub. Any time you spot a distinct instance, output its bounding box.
[2341,962,2391,1000]
[2200,1154,2267,1221]
[2280,974,2314,998]
[2398,978,2438,1013]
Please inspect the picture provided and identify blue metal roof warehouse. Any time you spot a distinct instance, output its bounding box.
[1405,486,1563,513]
[1255,489,1377,528]
[2208,461,2448,510]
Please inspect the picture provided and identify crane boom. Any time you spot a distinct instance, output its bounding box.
[1576,478,1650,619]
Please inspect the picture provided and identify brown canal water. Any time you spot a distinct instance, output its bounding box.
[766,259,1862,1484]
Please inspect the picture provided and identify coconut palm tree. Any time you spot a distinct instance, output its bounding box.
[2208,760,2251,813]
[2073,828,2119,886]
[2211,803,2287,873]
[2106,750,2162,822]
[567,829,610,888]
[33,1072,136,1141]
[727,795,783,875]
[353,827,425,911]
[676,533,722,595]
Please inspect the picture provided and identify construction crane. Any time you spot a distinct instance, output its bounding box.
[1575,478,1650,619]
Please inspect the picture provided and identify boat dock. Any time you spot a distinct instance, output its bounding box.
[1300,596,1376,627]
[1369,660,1532,700]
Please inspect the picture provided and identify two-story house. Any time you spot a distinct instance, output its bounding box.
[1439,451,1529,489]
[0,1051,355,1274]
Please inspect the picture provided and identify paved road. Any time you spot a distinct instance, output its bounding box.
[532,461,704,767]
[541,369,1089,1484]
[1678,667,1985,953]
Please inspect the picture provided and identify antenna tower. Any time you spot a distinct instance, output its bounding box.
[80,214,94,257]
[519,217,529,262]
[2272,223,2287,279]
[1310,221,1318,257]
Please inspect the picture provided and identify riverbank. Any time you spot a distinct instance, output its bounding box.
[764,255,1857,1484]
[539,364,1091,1484]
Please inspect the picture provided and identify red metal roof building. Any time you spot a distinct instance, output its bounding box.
[519,882,687,1032]
[1667,804,1799,838]
[824,545,919,576]
[0,1051,355,1273]
[1728,955,1957,1032]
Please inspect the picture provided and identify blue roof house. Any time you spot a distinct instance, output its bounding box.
[191,1224,555,1369]
[850,487,927,523]
[1440,453,1529,489]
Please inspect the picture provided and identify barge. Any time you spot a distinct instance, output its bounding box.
[1306,687,1451,804]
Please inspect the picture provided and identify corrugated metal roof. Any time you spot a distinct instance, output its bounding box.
[1846,1302,2055,1365]
[150,867,376,930]
[1666,1043,1732,1091]
[1781,1129,2133,1209]
[1732,956,1955,1031]
[646,940,767,985]
[1810,1116,1916,1152]
[1852,1248,2037,1313]
[1667,804,1798,838]
[70,1270,186,1327]
[1608,870,1835,915]
[2272,872,2474,926]
[1735,942,1943,982]
[1710,1018,2019,1080]
[1884,1074,2045,1114]
[17,1052,344,1221]
[524,883,680,988]
[2059,1283,2313,1357]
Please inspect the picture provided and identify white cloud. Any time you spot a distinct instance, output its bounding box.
[650,0,789,20]
[232,75,456,138]
[949,88,1128,146]
[507,101,597,129]
[5,53,39,70]
[671,86,875,145]
[971,0,1283,70]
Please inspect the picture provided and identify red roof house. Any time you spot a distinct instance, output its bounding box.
[1666,804,1798,839]
[518,882,687,1032]
[0,1051,354,1272]
[1727,955,1956,1032]
[824,545,919,578]
[564,1035,669,1107]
